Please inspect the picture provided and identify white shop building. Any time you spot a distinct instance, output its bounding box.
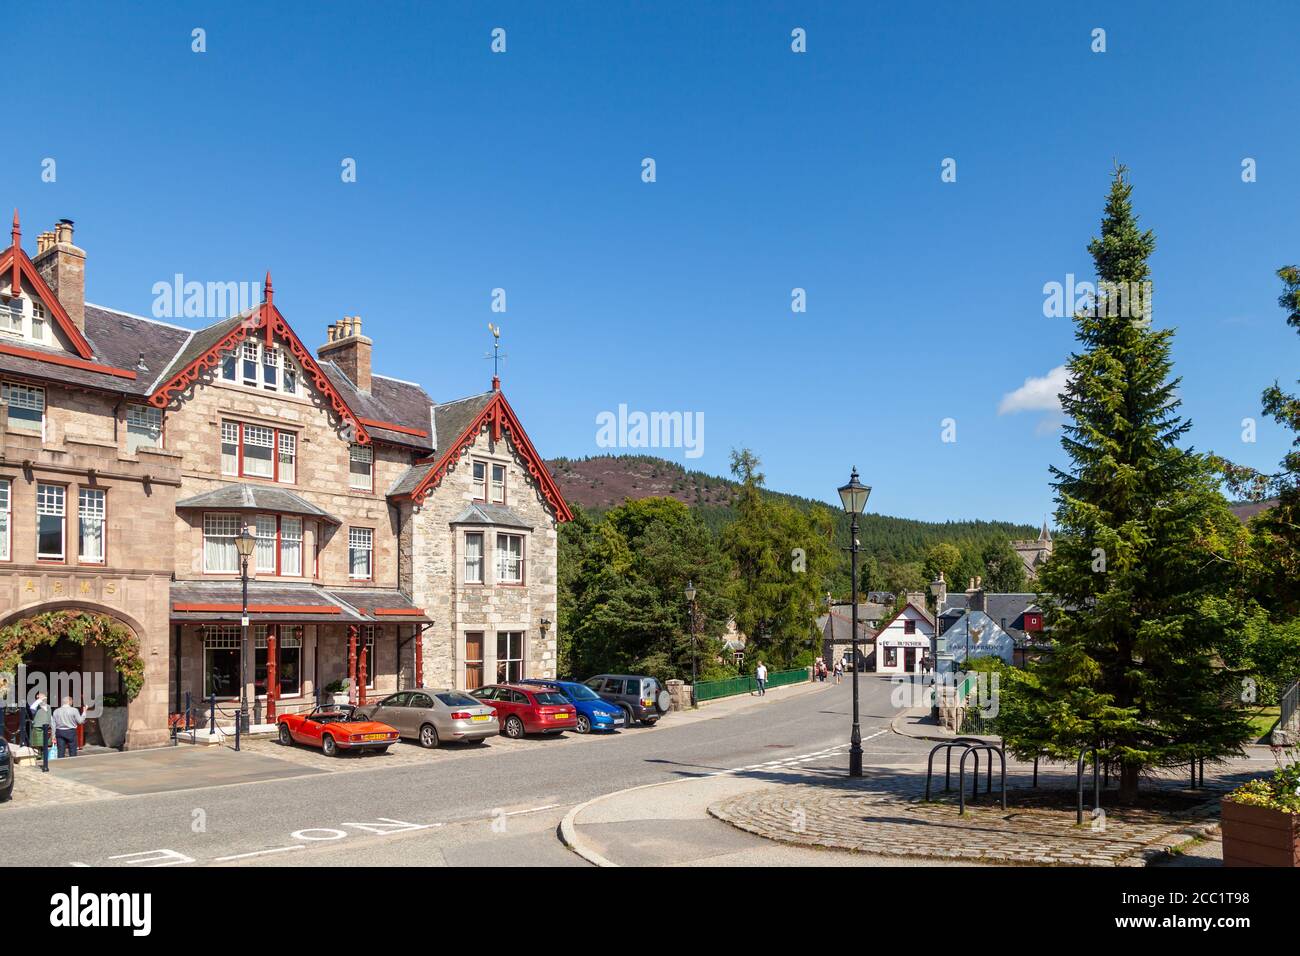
[873,601,936,675]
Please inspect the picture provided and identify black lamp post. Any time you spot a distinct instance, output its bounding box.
[838,467,871,778]
[235,526,256,732]
[928,574,943,719]
[684,581,698,707]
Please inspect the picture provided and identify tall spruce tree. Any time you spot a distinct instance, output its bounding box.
[1012,167,1252,800]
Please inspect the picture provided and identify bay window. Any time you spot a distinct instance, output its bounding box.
[78,488,106,563]
[349,527,373,579]
[254,514,277,573]
[203,513,240,573]
[464,531,484,584]
[497,533,524,584]
[280,517,303,576]
[36,483,65,560]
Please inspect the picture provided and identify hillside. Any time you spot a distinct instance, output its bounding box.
[547,454,1039,579]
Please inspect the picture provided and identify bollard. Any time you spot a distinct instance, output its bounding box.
[234,710,241,752]
[185,691,193,733]
[209,693,216,733]
[40,726,50,773]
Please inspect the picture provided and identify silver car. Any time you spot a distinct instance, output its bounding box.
[355,688,498,748]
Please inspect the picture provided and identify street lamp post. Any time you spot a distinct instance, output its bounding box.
[928,573,944,720]
[838,467,871,778]
[684,581,698,707]
[235,526,256,733]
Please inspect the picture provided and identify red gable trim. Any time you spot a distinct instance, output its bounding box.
[399,390,573,522]
[0,244,95,360]
[0,342,137,379]
[147,299,372,445]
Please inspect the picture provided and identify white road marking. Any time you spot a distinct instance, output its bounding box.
[503,804,561,816]
[213,845,306,862]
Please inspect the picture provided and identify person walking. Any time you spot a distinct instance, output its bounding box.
[30,695,52,771]
[834,658,844,684]
[52,697,85,758]
[755,661,768,696]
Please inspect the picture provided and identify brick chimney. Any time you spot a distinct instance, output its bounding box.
[317,316,372,393]
[32,219,86,332]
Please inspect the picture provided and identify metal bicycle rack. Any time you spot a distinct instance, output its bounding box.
[958,744,1006,814]
[924,737,989,801]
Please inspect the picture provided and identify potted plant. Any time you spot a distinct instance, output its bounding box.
[325,679,350,707]
[90,692,129,750]
[1221,757,1300,867]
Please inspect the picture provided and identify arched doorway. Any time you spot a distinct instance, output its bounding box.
[1,605,147,746]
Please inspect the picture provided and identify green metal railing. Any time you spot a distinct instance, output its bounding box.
[694,667,810,702]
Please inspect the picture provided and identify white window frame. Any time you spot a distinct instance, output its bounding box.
[490,463,506,504]
[349,444,373,491]
[36,483,65,561]
[78,488,106,564]
[278,432,296,484]
[220,338,299,395]
[203,513,241,573]
[280,516,303,577]
[464,531,484,584]
[0,478,10,561]
[348,527,373,580]
[254,514,278,574]
[497,533,524,585]
[0,295,22,335]
[221,420,296,483]
[126,404,163,453]
[496,631,525,683]
[472,460,487,501]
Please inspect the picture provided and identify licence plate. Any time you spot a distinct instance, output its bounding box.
[362,733,387,741]
[471,715,490,723]
[554,712,571,719]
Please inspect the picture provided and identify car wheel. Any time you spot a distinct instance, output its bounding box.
[322,734,338,757]
[642,718,659,727]
[575,714,591,734]
[620,705,634,727]
[503,715,525,739]
[277,723,293,747]
[419,723,440,749]
[375,746,390,755]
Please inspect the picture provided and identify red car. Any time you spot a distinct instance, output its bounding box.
[469,683,577,738]
[277,704,399,757]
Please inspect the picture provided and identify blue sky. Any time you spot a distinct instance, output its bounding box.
[8,1,1296,523]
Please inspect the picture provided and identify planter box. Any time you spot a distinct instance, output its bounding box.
[1222,799,1300,867]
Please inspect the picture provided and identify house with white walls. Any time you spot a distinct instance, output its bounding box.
[873,600,935,675]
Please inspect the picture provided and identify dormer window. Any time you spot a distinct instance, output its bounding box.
[0,296,22,335]
[30,300,46,343]
[0,294,48,343]
[218,338,298,395]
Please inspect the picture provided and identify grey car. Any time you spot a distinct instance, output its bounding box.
[355,688,498,748]
[0,733,13,802]
[584,674,672,727]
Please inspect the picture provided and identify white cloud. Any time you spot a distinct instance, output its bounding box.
[998,365,1069,415]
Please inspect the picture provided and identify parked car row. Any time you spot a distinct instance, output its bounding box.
[275,673,673,756]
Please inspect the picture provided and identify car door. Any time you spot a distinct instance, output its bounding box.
[407,692,435,736]
[600,678,624,708]
[368,692,408,732]
[297,713,322,745]
[470,686,501,720]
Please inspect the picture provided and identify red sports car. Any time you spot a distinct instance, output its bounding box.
[277,704,399,757]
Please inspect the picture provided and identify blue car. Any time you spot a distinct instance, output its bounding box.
[518,679,625,734]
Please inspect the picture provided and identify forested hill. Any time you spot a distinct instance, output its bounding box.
[547,454,1039,588]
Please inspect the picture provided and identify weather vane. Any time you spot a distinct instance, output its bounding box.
[485,322,507,381]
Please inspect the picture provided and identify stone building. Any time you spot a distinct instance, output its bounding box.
[1011,520,1053,581]
[0,214,570,748]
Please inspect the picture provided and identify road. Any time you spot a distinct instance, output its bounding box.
[0,675,916,866]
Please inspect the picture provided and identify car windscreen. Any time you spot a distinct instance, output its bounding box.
[566,684,601,701]
[534,692,569,706]
[437,693,479,707]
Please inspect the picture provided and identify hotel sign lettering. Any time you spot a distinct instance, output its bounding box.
[8,574,124,608]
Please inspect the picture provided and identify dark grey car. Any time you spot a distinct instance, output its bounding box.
[0,732,13,802]
[583,674,671,727]
[354,688,498,748]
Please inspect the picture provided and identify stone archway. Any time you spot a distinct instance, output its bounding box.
[0,605,147,706]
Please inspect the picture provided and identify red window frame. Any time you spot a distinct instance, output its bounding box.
[35,481,68,564]
[251,513,305,579]
[222,420,296,484]
[903,619,916,635]
[77,486,107,566]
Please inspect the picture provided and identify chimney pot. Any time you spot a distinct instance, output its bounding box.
[33,219,85,332]
[317,313,372,392]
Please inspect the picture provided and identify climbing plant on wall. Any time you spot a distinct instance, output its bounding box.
[0,611,146,702]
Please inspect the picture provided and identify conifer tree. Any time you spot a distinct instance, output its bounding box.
[1009,167,1252,800]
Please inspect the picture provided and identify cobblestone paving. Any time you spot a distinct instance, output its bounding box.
[708,774,1222,867]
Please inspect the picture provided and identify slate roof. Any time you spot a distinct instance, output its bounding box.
[387,390,499,497]
[817,608,877,645]
[450,503,533,529]
[175,484,341,523]
[170,580,428,623]
[321,362,435,451]
[983,593,1038,641]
